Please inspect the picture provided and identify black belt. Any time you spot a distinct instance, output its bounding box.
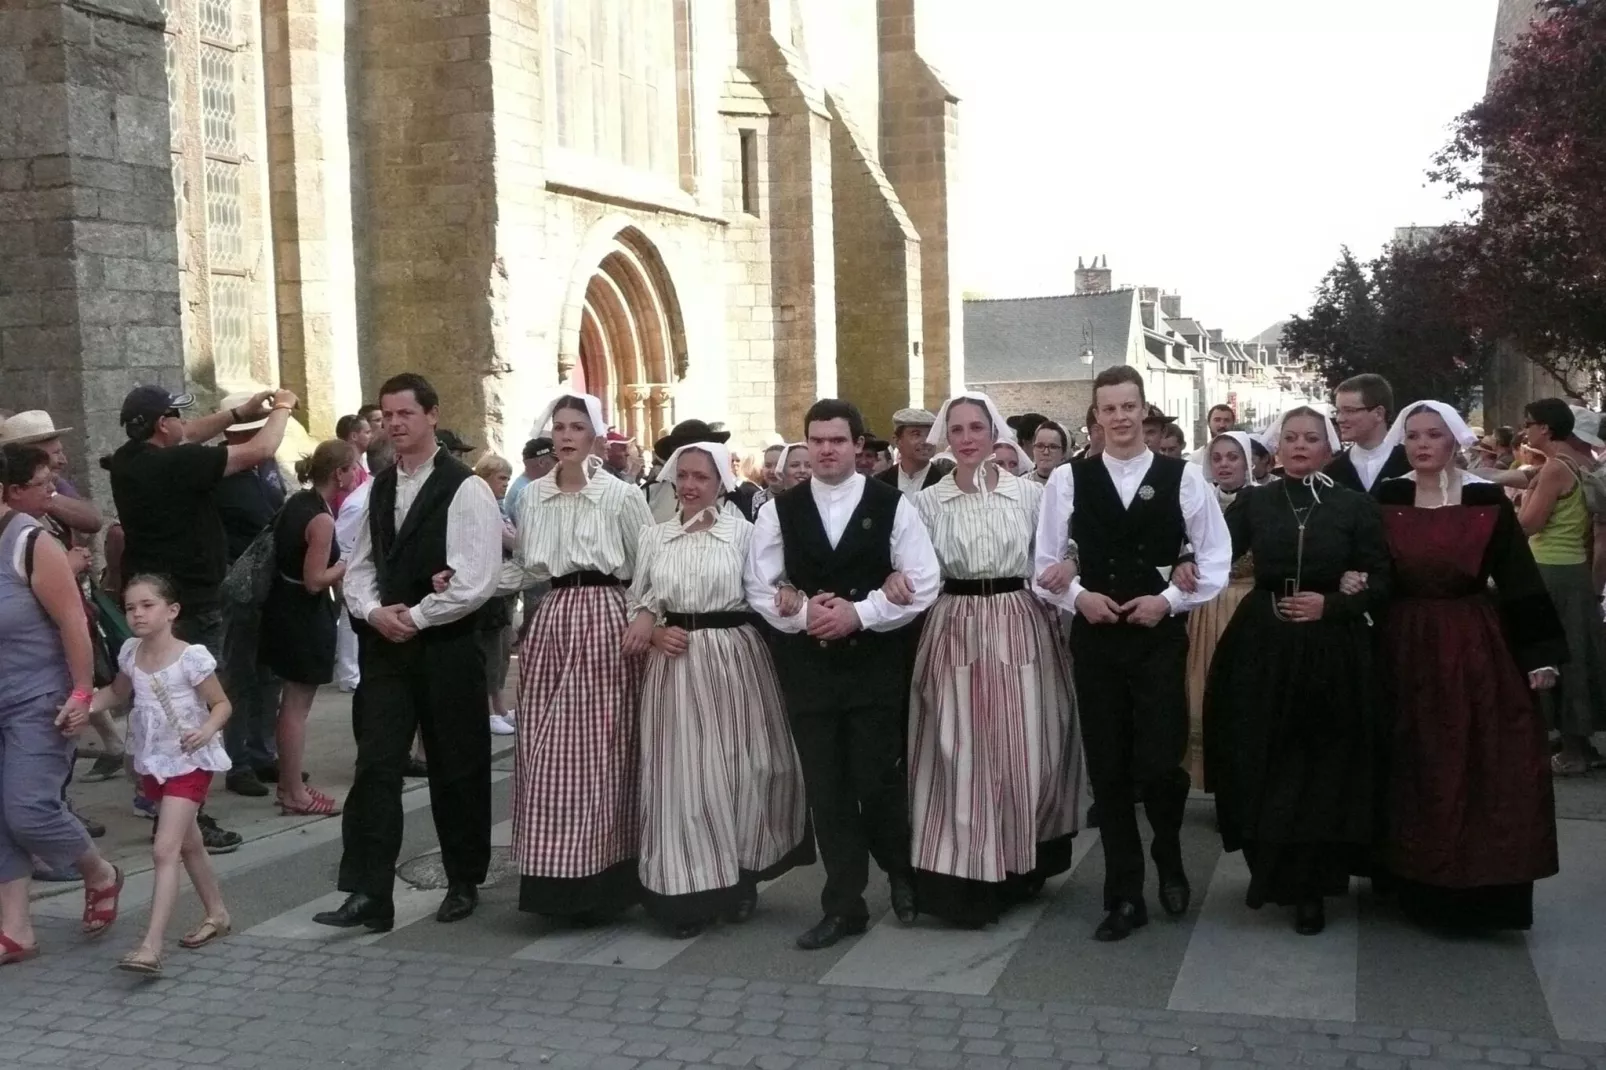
[943,577,1026,597]
[663,611,755,631]
[551,570,622,589]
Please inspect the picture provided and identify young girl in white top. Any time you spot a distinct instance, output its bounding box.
[88,574,233,975]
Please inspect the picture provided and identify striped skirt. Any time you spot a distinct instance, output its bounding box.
[639,623,811,924]
[514,585,644,916]
[908,589,1087,926]
[1184,576,1254,791]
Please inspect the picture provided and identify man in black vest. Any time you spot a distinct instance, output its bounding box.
[314,372,503,931]
[745,399,940,950]
[1327,373,1409,494]
[1034,366,1230,942]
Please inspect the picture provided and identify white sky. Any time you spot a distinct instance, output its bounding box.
[918,0,1501,340]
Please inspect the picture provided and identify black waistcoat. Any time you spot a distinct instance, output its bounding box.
[367,449,483,641]
[1325,444,1410,496]
[1069,454,1187,604]
[773,476,904,660]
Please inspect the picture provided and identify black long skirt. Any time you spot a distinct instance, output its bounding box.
[1204,590,1381,907]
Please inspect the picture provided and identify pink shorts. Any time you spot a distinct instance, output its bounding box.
[137,769,214,805]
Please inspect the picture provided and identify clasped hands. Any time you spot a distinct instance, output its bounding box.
[1035,558,1167,627]
[772,572,917,642]
[620,612,687,658]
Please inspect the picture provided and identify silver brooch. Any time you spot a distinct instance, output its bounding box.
[861,518,873,530]
[1138,485,1156,501]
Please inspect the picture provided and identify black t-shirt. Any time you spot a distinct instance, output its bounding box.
[109,439,230,604]
[213,460,286,563]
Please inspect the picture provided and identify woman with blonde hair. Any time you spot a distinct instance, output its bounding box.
[260,439,358,816]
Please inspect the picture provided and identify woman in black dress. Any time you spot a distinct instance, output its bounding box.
[1205,406,1392,935]
[1376,401,1564,930]
[260,439,356,816]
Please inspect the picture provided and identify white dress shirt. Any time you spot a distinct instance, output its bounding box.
[334,478,371,560]
[896,463,933,497]
[1347,440,1394,491]
[1032,448,1230,616]
[343,449,505,631]
[743,473,940,633]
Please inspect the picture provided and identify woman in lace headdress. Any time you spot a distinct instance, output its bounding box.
[1203,407,1392,936]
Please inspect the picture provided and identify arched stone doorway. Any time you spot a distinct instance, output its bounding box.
[560,226,688,445]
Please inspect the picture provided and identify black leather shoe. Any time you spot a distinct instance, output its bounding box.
[1093,899,1149,942]
[795,914,867,951]
[673,921,706,939]
[312,893,394,932]
[1158,869,1192,917]
[889,873,918,924]
[1294,899,1326,936]
[724,884,758,924]
[225,770,270,798]
[436,882,478,923]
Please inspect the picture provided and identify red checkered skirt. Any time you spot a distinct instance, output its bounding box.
[514,585,644,879]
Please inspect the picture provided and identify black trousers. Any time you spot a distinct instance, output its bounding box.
[337,628,492,899]
[1070,615,1191,908]
[777,647,911,921]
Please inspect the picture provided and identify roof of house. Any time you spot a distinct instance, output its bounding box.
[1250,320,1289,348]
[963,290,1139,383]
[1165,317,1207,339]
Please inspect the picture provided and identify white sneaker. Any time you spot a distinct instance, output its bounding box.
[488,714,516,736]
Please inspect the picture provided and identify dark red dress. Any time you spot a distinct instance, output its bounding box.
[1377,480,1566,930]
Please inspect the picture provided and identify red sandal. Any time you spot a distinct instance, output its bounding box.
[0,932,39,966]
[82,865,123,938]
[277,787,341,817]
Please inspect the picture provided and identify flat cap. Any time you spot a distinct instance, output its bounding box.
[891,407,937,428]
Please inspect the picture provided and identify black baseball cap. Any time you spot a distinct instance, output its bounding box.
[119,384,194,431]
[523,437,554,460]
[436,429,476,454]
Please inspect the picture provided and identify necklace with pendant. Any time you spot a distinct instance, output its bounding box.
[1274,481,1318,622]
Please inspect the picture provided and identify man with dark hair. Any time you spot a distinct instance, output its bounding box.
[359,403,383,435]
[1329,373,1409,493]
[1141,403,1174,454]
[1190,404,1237,464]
[745,398,940,950]
[1034,363,1230,941]
[316,372,503,930]
[1072,402,1105,460]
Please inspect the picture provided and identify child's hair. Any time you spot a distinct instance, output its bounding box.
[473,452,513,481]
[123,572,179,604]
[294,438,358,485]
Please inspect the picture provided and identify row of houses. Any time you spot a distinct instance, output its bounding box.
[963,258,1324,448]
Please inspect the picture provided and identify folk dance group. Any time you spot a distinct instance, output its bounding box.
[312,366,1562,950]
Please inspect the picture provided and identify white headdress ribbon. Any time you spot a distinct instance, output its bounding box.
[1209,431,1258,466]
[1261,403,1341,454]
[927,391,1012,448]
[530,392,608,438]
[993,438,1032,473]
[657,441,737,496]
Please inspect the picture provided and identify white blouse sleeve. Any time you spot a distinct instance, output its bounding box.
[181,644,218,687]
[616,483,655,580]
[627,526,663,619]
[117,638,139,676]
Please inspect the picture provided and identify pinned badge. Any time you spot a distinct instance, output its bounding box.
[861,518,873,530]
[1137,484,1156,501]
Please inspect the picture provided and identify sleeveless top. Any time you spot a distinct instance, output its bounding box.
[0,511,70,704]
[272,489,337,583]
[1530,463,1588,567]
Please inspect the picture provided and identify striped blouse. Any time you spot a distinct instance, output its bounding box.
[628,510,752,617]
[912,469,1045,580]
[500,462,653,587]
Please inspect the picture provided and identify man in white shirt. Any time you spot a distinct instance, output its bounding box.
[1033,365,1230,943]
[331,477,370,691]
[314,372,503,933]
[875,408,951,496]
[1328,374,1409,494]
[745,399,941,950]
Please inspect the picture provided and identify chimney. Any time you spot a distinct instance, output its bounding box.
[1208,328,1223,343]
[1160,294,1182,320]
[1075,255,1112,295]
[1138,286,1160,303]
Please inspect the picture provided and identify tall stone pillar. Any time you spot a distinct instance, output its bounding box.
[878,0,962,411]
[0,0,181,498]
[261,0,361,435]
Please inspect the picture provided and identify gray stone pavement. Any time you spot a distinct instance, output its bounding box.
[4,924,1606,1070]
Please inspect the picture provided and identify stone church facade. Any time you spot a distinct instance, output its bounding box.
[1,0,961,480]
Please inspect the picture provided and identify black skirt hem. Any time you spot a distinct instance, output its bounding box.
[519,858,642,918]
[641,839,816,925]
[1395,876,1536,932]
[913,833,1079,927]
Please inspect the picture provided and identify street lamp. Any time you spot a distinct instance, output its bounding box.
[1081,320,1096,370]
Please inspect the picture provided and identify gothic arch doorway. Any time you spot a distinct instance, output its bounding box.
[562,226,688,444]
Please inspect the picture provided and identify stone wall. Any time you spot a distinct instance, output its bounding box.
[970,380,1094,436]
[828,92,920,434]
[0,0,181,498]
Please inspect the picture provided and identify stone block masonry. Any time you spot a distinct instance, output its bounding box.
[0,0,182,500]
